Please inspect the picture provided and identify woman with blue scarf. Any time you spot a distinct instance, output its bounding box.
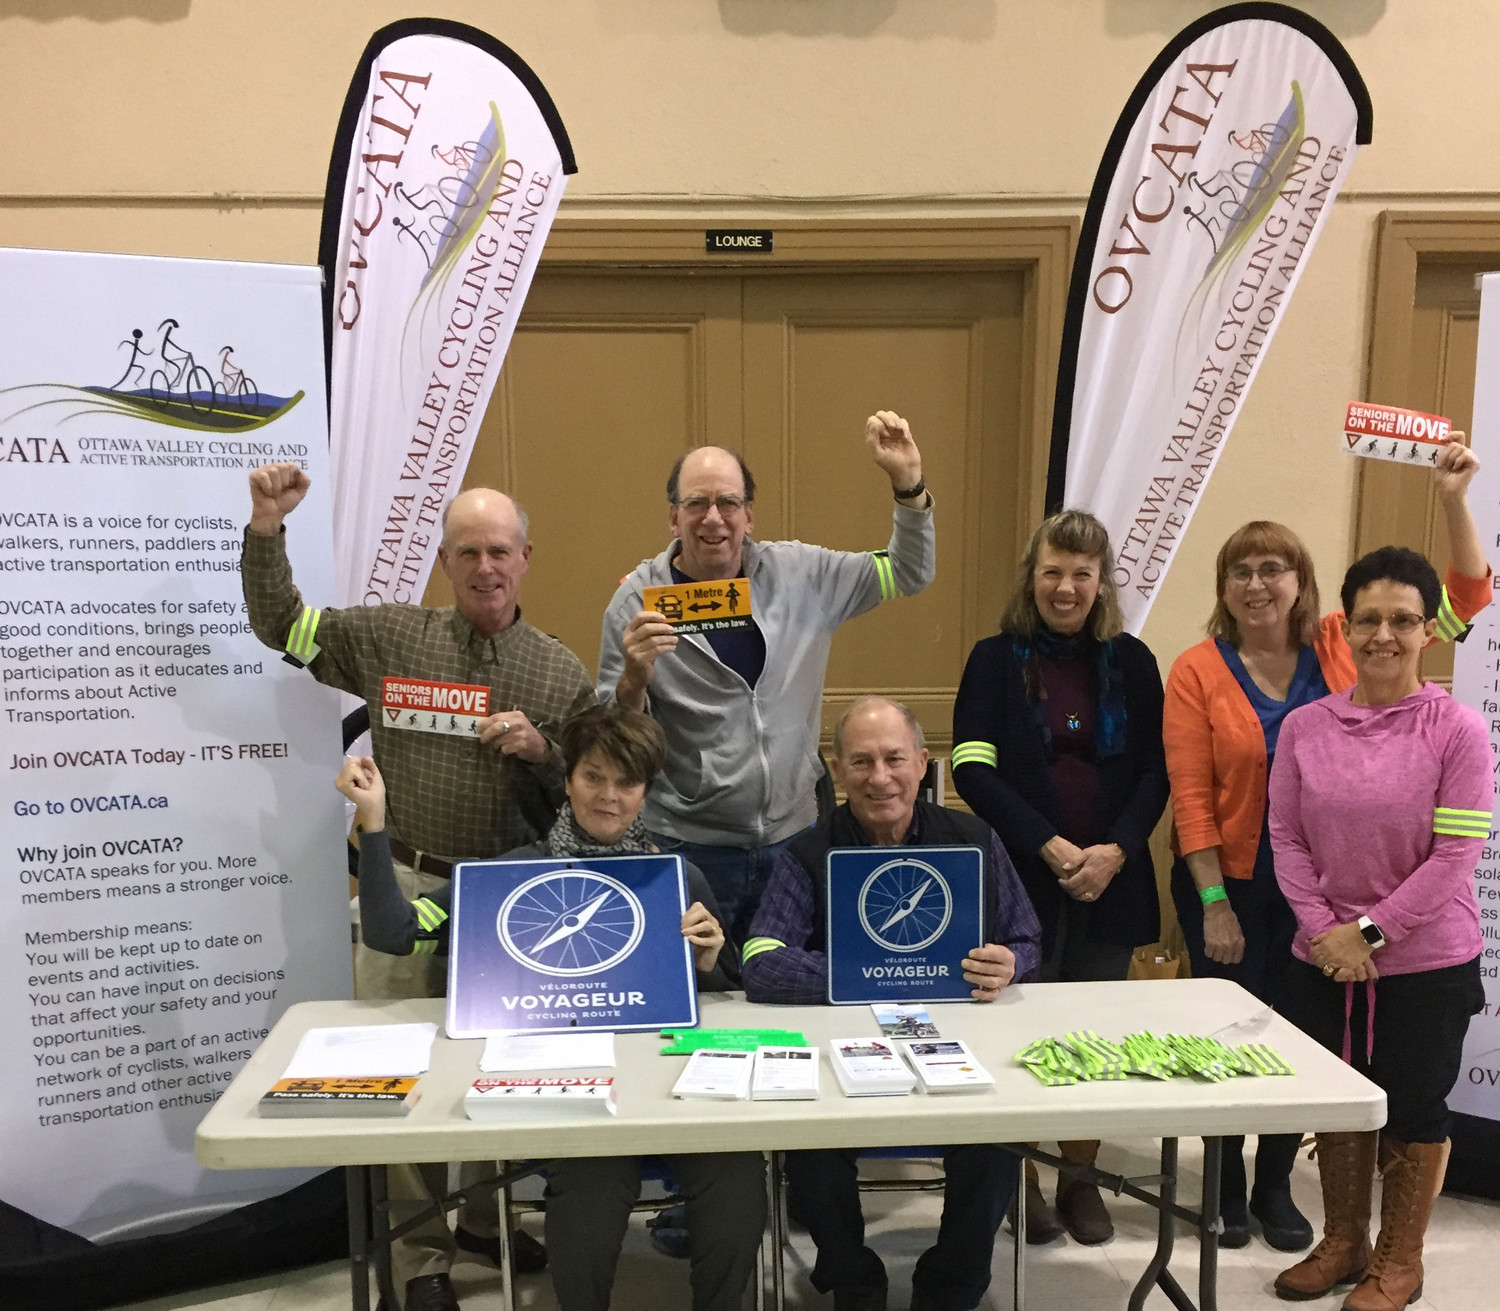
[952,510,1168,1246]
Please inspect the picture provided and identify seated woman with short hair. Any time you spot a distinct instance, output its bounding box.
[339,703,765,1311]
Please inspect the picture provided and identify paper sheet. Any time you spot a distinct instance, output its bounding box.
[282,1022,439,1078]
[480,1031,617,1072]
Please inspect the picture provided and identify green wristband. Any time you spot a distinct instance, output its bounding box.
[1199,884,1229,907]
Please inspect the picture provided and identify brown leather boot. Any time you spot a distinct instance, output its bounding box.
[1274,1131,1376,1301]
[1055,1139,1113,1244]
[1342,1137,1449,1311]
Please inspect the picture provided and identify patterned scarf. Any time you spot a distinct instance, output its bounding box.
[542,801,655,858]
[1013,625,1128,760]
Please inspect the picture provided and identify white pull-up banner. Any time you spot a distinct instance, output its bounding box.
[1051,2,1372,632]
[319,18,576,610]
[1449,271,1500,1125]
[0,248,348,1239]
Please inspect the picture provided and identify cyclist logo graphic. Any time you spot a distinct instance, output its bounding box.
[857,859,954,953]
[498,869,646,978]
[0,317,305,440]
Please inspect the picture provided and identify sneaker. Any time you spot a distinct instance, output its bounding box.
[647,1205,690,1260]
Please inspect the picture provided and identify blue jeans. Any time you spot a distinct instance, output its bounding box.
[649,835,793,947]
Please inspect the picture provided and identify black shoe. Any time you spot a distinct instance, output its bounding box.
[1249,1184,1314,1252]
[403,1273,460,1311]
[833,1285,887,1311]
[1219,1191,1251,1249]
[453,1224,548,1274]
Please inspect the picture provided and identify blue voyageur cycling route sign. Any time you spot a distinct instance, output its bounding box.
[825,846,985,1004]
[446,854,698,1036]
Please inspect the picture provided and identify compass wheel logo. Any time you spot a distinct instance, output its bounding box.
[498,870,645,977]
[857,858,952,952]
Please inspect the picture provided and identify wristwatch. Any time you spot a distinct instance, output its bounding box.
[1357,915,1386,951]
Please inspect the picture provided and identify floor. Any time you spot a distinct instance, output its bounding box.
[111,1138,1500,1311]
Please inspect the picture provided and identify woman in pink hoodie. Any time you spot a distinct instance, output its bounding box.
[1269,546,1489,1311]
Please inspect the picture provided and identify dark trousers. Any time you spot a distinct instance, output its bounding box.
[785,1145,1018,1311]
[1171,860,1301,1195]
[1171,859,1297,1008]
[1281,955,1484,1143]
[544,1153,766,1311]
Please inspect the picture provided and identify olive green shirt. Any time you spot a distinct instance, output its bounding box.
[241,527,595,859]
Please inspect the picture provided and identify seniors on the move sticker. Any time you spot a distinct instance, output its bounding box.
[642,577,752,634]
[381,676,490,736]
[1344,402,1454,466]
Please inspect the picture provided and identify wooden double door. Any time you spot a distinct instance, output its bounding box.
[424,264,1039,756]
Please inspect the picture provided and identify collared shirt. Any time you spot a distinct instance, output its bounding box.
[741,803,1043,1004]
[242,528,595,859]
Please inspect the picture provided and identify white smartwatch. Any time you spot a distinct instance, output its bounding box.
[1357,915,1386,951]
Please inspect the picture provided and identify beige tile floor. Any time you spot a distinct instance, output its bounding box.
[112,1138,1500,1311]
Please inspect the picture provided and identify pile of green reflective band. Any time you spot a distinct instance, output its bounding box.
[1015,1030,1293,1086]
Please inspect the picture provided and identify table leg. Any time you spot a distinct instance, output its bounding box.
[1011,1149,1025,1311]
[768,1151,787,1311]
[1199,1137,1222,1311]
[499,1174,517,1311]
[1127,1138,1180,1311]
[370,1164,398,1311]
[346,1165,371,1311]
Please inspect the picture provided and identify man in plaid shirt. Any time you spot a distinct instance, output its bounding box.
[242,462,594,1311]
[743,697,1040,1311]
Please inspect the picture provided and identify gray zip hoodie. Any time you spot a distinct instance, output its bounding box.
[598,502,935,847]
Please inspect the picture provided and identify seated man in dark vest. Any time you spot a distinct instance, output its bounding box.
[741,696,1042,1311]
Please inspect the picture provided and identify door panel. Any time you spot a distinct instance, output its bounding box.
[743,272,1027,751]
[423,275,742,673]
[1356,258,1485,685]
[429,265,1032,754]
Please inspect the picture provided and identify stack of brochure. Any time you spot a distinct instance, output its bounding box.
[901,1038,995,1094]
[751,1046,820,1101]
[672,1048,755,1100]
[872,1004,940,1039]
[259,1076,420,1118]
[465,1076,617,1119]
[828,1037,917,1097]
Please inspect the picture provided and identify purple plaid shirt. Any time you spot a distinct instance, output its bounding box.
[742,810,1042,1004]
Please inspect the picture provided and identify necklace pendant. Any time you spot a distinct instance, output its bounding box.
[1066,712,1081,732]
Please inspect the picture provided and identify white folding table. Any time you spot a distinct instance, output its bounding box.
[196,979,1385,1311]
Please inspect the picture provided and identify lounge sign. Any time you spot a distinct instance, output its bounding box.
[705,229,773,253]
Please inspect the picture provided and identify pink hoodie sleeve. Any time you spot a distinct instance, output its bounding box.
[1268,713,1340,939]
[1366,708,1492,946]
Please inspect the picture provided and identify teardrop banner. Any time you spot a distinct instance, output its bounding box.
[318,18,576,610]
[1049,3,1371,633]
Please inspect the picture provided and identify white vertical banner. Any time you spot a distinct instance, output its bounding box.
[0,248,348,1238]
[1051,3,1372,633]
[1448,270,1500,1123]
[318,19,576,610]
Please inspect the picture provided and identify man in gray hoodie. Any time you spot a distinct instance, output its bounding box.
[598,411,935,946]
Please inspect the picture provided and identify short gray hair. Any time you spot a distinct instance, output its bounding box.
[439,493,530,544]
[831,696,926,758]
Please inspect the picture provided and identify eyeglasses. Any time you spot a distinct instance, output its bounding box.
[1226,561,1292,585]
[675,494,748,516]
[1348,611,1428,636]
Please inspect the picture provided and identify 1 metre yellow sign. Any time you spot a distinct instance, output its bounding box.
[642,577,753,634]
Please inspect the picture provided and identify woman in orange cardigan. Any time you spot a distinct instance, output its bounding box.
[1163,440,1487,1254]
